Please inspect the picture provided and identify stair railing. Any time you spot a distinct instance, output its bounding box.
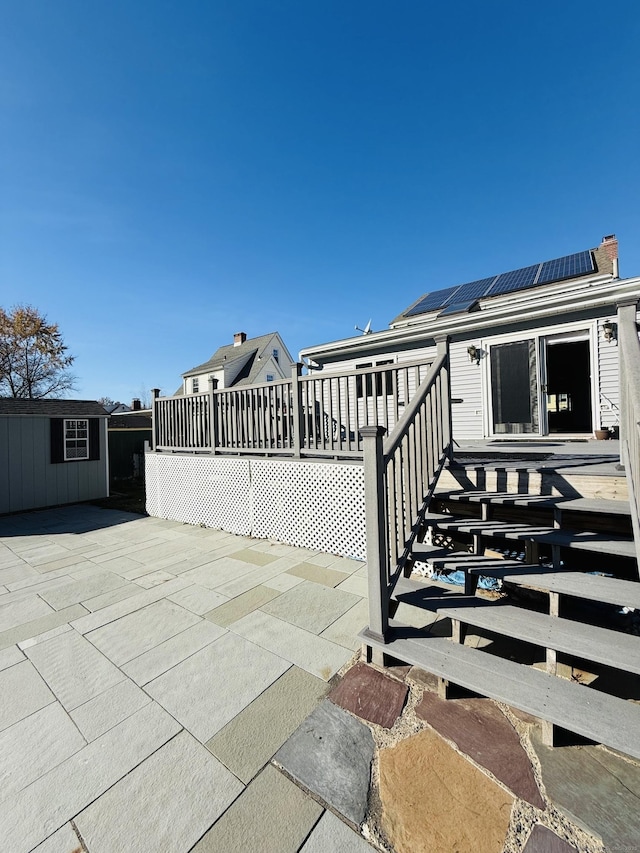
[361,336,452,643]
[617,299,640,577]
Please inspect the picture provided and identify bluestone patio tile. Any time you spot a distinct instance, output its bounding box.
[260,581,361,634]
[167,583,229,615]
[0,604,87,652]
[70,678,151,740]
[25,628,125,711]
[0,565,38,586]
[28,554,89,573]
[335,573,369,597]
[39,571,127,610]
[18,623,73,650]
[229,547,278,566]
[0,595,53,632]
[275,700,375,827]
[0,644,25,671]
[0,701,181,853]
[86,598,201,665]
[80,583,141,611]
[205,585,281,628]
[93,555,148,575]
[134,569,176,588]
[125,540,190,565]
[320,599,369,650]
[0,702,86,801]
[206,666,328,782]
[122,619,226,686]
[263,572,305,591]
[76,730,243,853]
[214,563,292,598]
[31,823,82,853]
[180,557,258,589]
[0,660,54,732]
[286,562,350,587]
[191,764,322,853]
[145,631,290,742]
[230,610,352,681]
[300,810,375,852]
[70,576,190,634]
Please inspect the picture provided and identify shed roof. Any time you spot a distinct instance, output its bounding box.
[0,399,109,417]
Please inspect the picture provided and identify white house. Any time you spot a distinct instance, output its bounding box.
[300,235,640,440]
[179,331,295,395]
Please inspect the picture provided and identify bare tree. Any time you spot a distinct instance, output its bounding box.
[0,305,77,398]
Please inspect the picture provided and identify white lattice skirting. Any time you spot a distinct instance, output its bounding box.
[145,452,366,560]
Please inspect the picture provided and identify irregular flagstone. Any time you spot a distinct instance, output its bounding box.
[522,824,578,852]
[0,701,181,853]
[415,692,545,808]
[275,699,374,827]
[206,666,329,783]
[300,810,375,852]
[260,581,361,634]
[378,728,514,853]
[75,730,243,853]
[328,662,408,729]
[0,660,54,732]
[192,764,322,853]
[531,729,640,850]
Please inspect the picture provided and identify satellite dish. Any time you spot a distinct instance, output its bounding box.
[355,319,372,335]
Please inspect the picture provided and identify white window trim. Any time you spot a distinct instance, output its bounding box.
[64,419,89,461]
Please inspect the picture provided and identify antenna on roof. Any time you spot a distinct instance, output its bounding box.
[355,319,372,335]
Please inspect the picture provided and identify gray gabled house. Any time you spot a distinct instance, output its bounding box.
[0,398,109,514]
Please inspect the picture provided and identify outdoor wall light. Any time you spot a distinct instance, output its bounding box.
[467,344,481,364]
[602,321,617,342]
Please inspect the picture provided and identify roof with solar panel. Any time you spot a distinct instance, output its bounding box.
[393,239,616,325]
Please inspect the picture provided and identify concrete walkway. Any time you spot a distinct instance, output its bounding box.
[0,505,371,853]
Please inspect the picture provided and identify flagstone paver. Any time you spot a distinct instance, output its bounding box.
[320,598,370,650]
[205,584,281,627]
[260,580,361,634]
[167,583,228,615]
[230,609,353,680]
[415,692,545,808]
[0,702,86,801]
[206,666,328,783]
[122,619,226,685]
[192,764,322,853]
[39,571,127,610]
[80,583,141,611]
[0,644,24,671]
[329,662,408,729]
[230,547,279,566]
[275,699,375,827]
[300,810,376,852]
[0,603,88,651]
[0,595,53,632]
[69,678,151,741]
[75,730,243,853]
[0,701,181,853]
[0,660,54,732]
[286,562,350,587]
[180,556,259,589]
[522,824,578,852]
[145,631,291,742]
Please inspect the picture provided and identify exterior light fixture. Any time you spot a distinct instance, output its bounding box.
[602,321,616,342]
[467,344,481,364]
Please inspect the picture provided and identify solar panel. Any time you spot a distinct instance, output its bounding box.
[443,276,497,304]
[438,299,480,316]
[537,251,594,285]
[489,264,539,296]
[404,286,460,317]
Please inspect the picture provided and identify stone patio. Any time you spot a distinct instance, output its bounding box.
[0,504,638,852]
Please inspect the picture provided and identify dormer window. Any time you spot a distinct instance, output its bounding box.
[192,378,199,393]
[272,348,279,364]
[266,374,274,382]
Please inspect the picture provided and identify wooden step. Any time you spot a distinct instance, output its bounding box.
[393,578,640,676]
[464,568,640,611]
[424,513,636,559]
[439,491,631,517]
[359,622,640,760]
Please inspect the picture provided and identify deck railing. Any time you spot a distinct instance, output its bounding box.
[152,358,434,458]
[617,300,640,577]
[361,337,452,644]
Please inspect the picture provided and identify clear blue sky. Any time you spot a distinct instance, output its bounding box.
[2,1,639,402]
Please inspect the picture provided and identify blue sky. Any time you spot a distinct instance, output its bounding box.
[2,1,639,401]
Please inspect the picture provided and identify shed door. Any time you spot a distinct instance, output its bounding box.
[490,339,539,434]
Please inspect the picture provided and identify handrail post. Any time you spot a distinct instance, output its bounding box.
[209,376,218,453]
[150,389,160,451]
[435,335,452,460]
[360,425,389,645]
[292,362,304,457]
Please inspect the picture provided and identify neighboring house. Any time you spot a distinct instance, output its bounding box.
[178,332,295,395]
[300,235,640,440]
[108,400,152,481]
[0,399,109,514]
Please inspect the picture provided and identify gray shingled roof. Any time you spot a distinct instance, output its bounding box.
[182,333,279,378]
[0,399,109,417]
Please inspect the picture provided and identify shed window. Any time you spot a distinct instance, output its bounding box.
[64,420,89,460]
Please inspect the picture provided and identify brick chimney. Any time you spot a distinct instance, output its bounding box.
[131,398,141,411]
[233,332,247,347]
[600,234,618,261]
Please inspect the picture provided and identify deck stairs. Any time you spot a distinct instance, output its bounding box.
[359,463,640,760]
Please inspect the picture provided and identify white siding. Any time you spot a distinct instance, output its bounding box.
[450,339,484,440]
[597,315,620,429]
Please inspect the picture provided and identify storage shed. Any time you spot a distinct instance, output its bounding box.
[0,399,109,514]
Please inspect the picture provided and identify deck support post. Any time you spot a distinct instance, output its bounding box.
[291,363,304,458]
[361,425,389,646]
[150,388,160,451]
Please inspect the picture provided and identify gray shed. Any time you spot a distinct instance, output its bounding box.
[0,399,109,514]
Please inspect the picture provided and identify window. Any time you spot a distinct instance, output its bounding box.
[266,374,274,382]
[356,360,394,398]
[64,419,89,460]
[192,378,199,393]
[272,348,279,364]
